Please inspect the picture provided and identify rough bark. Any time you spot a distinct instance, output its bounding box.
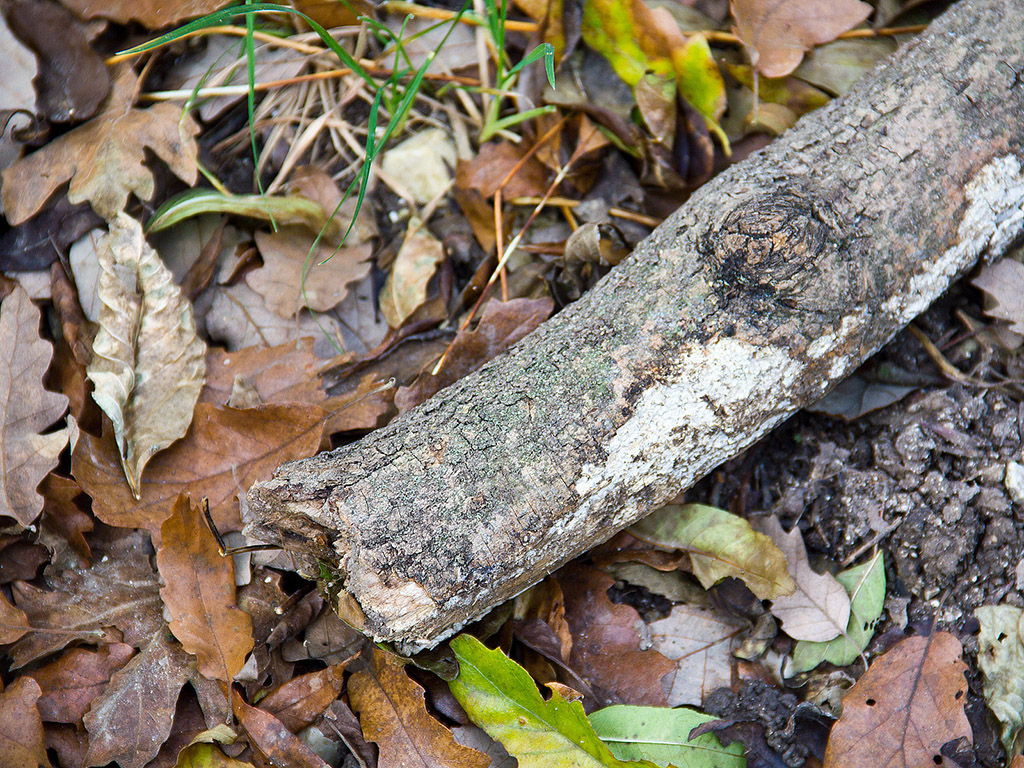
[247,0,1024,654]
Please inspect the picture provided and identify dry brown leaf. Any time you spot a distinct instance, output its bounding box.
[0,676,50,768]
[206,282,344,355]
[824,632,972,768]
[648,604,747,707]
[349,647,491,768]
[7,531,162,668]
[57,0,227,26]
[1,67,199,223]
[72,402,325,534]
[87,213,206,497]
[380,219,446,329]
[202,341,327,408]
[0,284,69,527]
[37,473,93,569]
[157,495,254,683]
[234,697,331,768]
[455,141,552,199]
[0,589,30,645]
[247,227,374,317]
[756,515,850,642]
[33,643,135,724]
[396,298,554,411]
[260,660,352,733]
[557,563,675,706]
[731,0,871,78]
[83,631,194,768]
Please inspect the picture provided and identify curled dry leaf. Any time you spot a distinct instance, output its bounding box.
[756,515,850,642]
[1,67,199,223]
[396,298,554,411]
[0,284,69,527]
[87,213,206,497]
[247,227,373,317]
[157,495,254,683]
[631,504,795,599]
[0,590,30,644]
[380,218,446,329]
[72,402,325,534]
[971,257,1024,339]
[730,0,872,78]
[824,632,971,768]
[0,676,50,768]
[350,647,491,768]
[233,697,331,768]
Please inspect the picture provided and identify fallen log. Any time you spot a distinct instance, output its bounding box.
[247,0,1024,654]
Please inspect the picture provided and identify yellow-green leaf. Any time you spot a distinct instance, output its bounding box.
[630,504,795,599]
[976,604,1024,758]
[448,635,656,768]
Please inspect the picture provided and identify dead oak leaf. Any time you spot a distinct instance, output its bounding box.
[87,213,206,497]
[0,284,70,527]
[0,590,30,644]
[1,67,199,223]
[72,402,325,534]
[260,659,353,733]
[33,642,135,725]
[57,0,228,27]
[202,340,328,408]
[157,495,254,683]
[731,0,872,78]
[247,227,373,317]
[0,676,51,768]
[234,697,331,768]
[349,647,490,768]
[824,632,971,768]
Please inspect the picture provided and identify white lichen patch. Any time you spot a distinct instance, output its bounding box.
[574,336,803,511]
[884,154,1024,322]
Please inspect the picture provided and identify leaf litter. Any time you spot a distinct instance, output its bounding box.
[0,1,994,767]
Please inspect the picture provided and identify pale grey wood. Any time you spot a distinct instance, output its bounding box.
[247,0,1024,653]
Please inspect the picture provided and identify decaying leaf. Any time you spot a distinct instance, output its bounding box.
[57,0,229,27]
[233,697,332,768]
[247,227,373,317]
[557,564,674,706]
[790,550,885,673]
[756,515,850,642]
[589,705,745,767]
[0,283,69,527]
[972,258,1024,340]
[202,341,327,409]
[396,298,554,411]
[380,218,446,328]
[731,0,872,78]
[83,631,194,768]
[0,676,50,768]
[260,660,352,733]
[455,141,552,200]
[0,590,30,644]
[448,634,657,768]
[87,213,206,497]
[976,604,1024,758]
[156,495,254,683]
[33,642,135,724]
[72,402,325,533]
[647,604,746,707]
[1,67,199,223]
[631,504,795,599]
[824,632,972,768]
[350,647,490,768]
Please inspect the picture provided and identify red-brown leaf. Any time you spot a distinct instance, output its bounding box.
[157,495,254,683]
[72,402,325,533]
[260,659,353,733]
[33,642,135,724]
[0,676,50,768]
[824,632,972,768]
[0,589,30,644]
[234,696,331,768]
[202,341,327,408]
[557,563,675,706]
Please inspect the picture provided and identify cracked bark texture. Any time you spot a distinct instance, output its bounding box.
[247,0,1024,653]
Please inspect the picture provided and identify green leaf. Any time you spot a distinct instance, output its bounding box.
[589,706,745,768]
[630,504,795,599]
[448,635,657,768]
[976,604,1024,758]
[789,550,885,673]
